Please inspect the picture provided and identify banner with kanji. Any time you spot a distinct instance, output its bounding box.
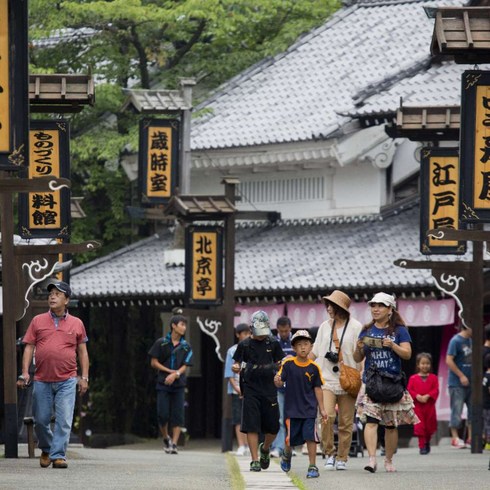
[18,120,71,238]
[138,118,179,203]
[420,147,465,254]
[460,70,490,222]
[0,0,29,170]
[185,226,223,306]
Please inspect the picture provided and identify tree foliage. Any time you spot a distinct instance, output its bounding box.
[28,0,340,261]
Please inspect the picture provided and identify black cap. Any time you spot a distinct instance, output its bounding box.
[47,281,72,297]
[235,323,250,334]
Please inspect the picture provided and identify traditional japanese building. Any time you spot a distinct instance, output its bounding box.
[71,0,489,439]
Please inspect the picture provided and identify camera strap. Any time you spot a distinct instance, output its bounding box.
[331,319,349,362]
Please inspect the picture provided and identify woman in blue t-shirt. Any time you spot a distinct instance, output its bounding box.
[353,292,418,474]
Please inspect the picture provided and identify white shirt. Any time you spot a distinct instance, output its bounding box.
[311,316,363,394]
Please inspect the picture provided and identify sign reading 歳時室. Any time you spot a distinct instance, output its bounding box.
[138,118,179,203]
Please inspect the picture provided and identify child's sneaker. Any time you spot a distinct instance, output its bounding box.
[250,460,261,472]
[451,438,466,449]
[336,460,347,470]
[170,443,178,454]
[324,455,336,470]
[306,464,319,478]
[280,450,292,472]
[259,443,270,470]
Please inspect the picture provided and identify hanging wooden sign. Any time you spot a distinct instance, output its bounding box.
[185,225,223,307]
[460,70,490,222]
[420,147,466,254]
[138,118,179,203]
[18,120,71,238]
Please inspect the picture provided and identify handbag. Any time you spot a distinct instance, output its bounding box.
[365,364,405,404]
[332,322,362,397]
[339,362,362,397]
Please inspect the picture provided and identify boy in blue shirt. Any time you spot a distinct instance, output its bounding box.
[274,330,327,478]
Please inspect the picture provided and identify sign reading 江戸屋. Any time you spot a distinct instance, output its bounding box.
[460,70,490,222]
[18,121,71,239]
[0,0,10,154]
[420,147,466,254]
[185,226,223,307]
[139,119,179,203]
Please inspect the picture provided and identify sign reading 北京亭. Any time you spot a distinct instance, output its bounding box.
[460,70,490,223]
[138,119,179,203]
[185,226,223,306]
[18,121,71,238]
[420,147,466,254]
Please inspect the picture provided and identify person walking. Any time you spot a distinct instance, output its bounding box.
[275,330,327,479]
[446,324,472,449]
[309,290,362,471]
[354,292,418,473]
[232,311,285,472]
[148,314,193,455]
[482,353,490,451]
[270,316,295,458]
[407,353,439,455]
[224,323,251,456]
[18,281,89,469]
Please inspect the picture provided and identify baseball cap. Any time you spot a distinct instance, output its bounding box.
[291,329,312,345]
[47,281,72,297]
[368,292,396,309]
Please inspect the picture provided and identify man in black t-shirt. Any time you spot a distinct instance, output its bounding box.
[148,315,193,454]
[232,311,285,472]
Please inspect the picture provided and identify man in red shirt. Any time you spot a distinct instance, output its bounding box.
[19,281,89,468]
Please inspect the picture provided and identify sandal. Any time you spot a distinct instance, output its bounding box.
[384,458,396,473]
[364,456,377,473]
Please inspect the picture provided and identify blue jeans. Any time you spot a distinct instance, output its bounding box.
[33,378,78,460]
[271,390,285,453]
[449,386,472,430]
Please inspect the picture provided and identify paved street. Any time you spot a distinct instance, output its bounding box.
[1,438,489,490]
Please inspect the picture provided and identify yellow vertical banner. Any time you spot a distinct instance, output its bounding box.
[420,147,465,255]
[138,119,179,203]
[28,129,61,229]
[185,226,223,306]
[0,0,10,152]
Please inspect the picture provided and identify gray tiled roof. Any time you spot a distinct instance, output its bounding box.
[70,204,467,301]
[191,0,466,150]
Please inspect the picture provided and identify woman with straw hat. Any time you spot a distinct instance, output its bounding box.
[309,290,363,471]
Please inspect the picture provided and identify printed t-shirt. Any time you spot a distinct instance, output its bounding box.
[148,333,193,391]
[447,333,472,387]
[278,357,324,419]
[233,336,284,397]
[22,311,88,382]
[358,324,411,381]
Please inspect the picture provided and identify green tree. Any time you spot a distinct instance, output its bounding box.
[28,0,340,260]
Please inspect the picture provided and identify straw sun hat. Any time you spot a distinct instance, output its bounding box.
[322,290,351,313]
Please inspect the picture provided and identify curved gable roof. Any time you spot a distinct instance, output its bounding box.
[191,0,465,151]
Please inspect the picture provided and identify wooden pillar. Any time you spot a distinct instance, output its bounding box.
[221,178,237,452]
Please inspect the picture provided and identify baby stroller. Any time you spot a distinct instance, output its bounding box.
[320,411,364,458]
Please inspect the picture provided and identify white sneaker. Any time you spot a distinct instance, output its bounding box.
[270,448,281,458]
[336,460,347,471]
[324,455,336,470]
[291,449,297,457]
[235,445,247,456]
[451,438,466,449]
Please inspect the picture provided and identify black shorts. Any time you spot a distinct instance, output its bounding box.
[241,393,280,435]
[285,417,319,447]
[231,395,242,426]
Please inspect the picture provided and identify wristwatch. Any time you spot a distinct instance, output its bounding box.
[81,376,89,382]
[175,371,180,378]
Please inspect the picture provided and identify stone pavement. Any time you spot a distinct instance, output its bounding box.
[1,438,489,490]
